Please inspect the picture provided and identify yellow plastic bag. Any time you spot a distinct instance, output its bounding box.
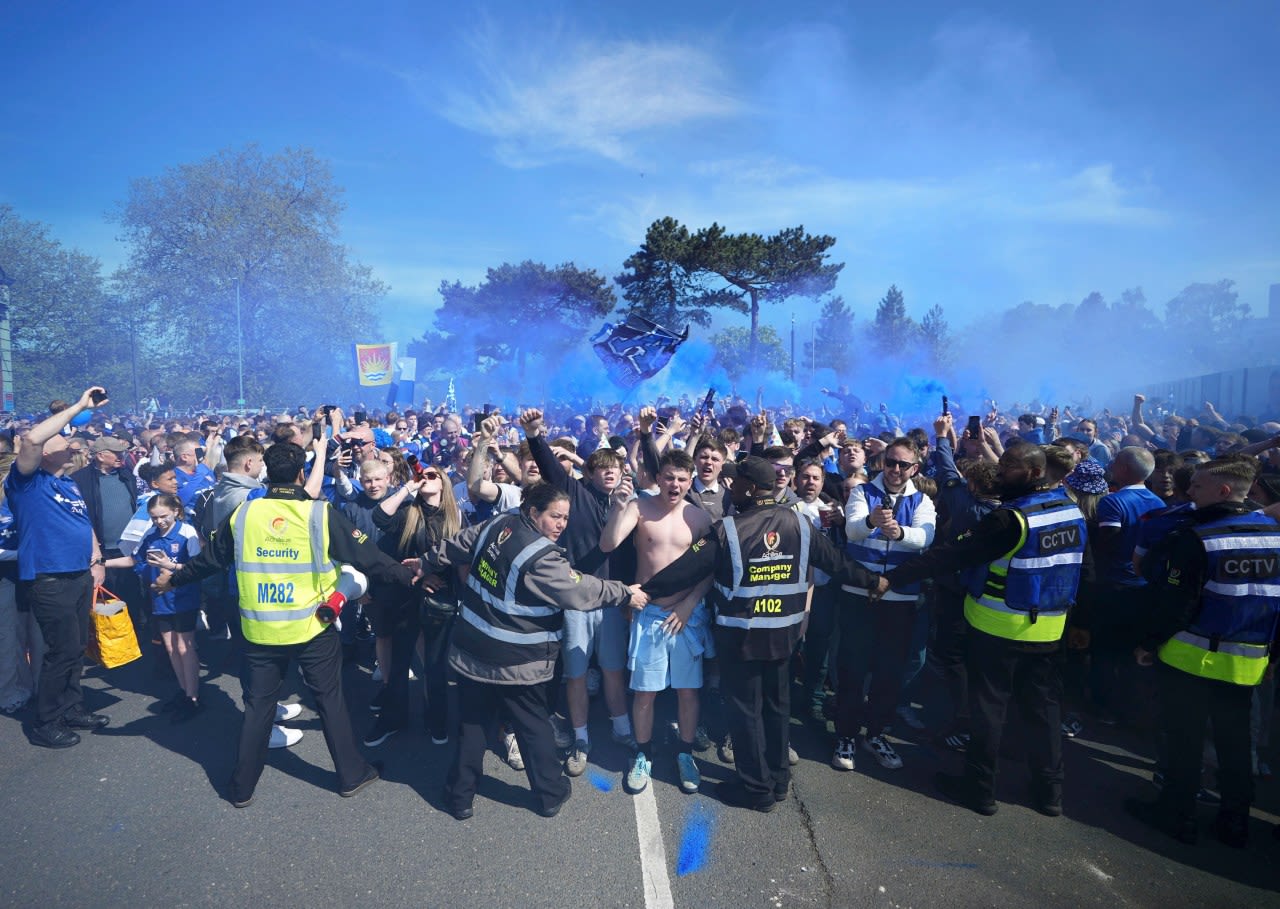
[86,586,142,669]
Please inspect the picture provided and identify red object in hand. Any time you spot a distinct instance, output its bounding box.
[316,590,347,624]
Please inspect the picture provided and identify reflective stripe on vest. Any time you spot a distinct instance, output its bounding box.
[1157,512,1280,686]
[843,485,924,600]
[1158,632,1268,686]
[453,514,567,666]
[464,522,559,619]
[964,491,1085,643]
[713,511,811,629]
[233,498,337,645]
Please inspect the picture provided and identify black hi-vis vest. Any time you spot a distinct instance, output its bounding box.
[453,514,563,679]
[712,505,813,661]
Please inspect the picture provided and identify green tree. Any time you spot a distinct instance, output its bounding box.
[691,224,842,366]
[1164,280,1250,370]
[616,219,843,366]
[920,303,951,372]
[114,144,386,406]
[415,261,616,381]
[868,285,919,357]
[710,325,789,383]
[615,217,715,328]
[0,205,133,410]
[803,296,856,376]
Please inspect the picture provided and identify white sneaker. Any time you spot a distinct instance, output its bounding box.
[269,725,303,749]
[408,667,418,681]
[275,702,302,722]
[788,745,799,766]
[504,732,525,771]
[832,737,856,771]
[863,734,904,770]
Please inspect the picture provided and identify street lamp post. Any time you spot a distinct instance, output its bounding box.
[236,280,245,414]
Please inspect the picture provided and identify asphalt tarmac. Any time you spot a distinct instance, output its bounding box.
[2,640,1276,909]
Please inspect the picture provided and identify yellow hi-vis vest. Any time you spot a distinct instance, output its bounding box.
[233,497,339,645]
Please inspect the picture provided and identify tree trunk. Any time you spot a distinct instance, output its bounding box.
[748,289,760,371]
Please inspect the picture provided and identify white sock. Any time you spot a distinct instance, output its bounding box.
[574,725,589,745]
[612,714,633,737]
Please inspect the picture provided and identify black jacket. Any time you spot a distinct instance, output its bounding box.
[70,463,139,551]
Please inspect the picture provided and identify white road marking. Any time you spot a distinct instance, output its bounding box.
[633,782,675,909]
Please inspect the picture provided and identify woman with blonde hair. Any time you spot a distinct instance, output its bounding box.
[365,462,462,746]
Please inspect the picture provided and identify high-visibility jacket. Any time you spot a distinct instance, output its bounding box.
[1158,512,1280,686]
[452,513,564,680]
[233,497,338,645]
[964,488,1087,643]
[712,505,813,660]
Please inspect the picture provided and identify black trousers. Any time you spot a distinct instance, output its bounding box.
[383,602,455,735]
[1158,663,1253,819]
[19,572,92,727]
[929,585,970,733]
[719,641,791,798]
[446,675,568,814]
[801,584,838,712]
[834,592,918,738]
[231,627,369,801]
[964,628,1063,801]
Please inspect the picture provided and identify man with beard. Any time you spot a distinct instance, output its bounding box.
[871,443,1091,817]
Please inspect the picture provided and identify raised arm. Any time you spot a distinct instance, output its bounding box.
[16,386,105,476]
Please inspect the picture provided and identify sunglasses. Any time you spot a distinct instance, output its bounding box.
[772,463,794,475]
[883,458,917,470]
[420,470,440,480]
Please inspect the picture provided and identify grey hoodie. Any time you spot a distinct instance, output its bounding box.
[200,471,263,538]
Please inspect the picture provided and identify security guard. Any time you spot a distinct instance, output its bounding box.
[418,483,646,820]
[1127,455,1280,848]
[157,442,417,806]
[872,442,1089,817]
[642,457,876,811]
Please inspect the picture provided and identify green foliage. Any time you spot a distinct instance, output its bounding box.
[113,144,386,405]
[617,218,842,367]
[868,285,919,357]
[710,325,789,382]
[1164,280,1250,371]
[804,296,856,375]
[414,260,616,380]
[920,304,951,371]
[615,217,714,328]
[0,205,134,410]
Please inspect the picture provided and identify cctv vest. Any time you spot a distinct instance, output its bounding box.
[1158,512,1280,686]
[965,488,1087,643]
[233,498,338,645]
[713,505,812,660]
[843,483,927,600]
[452,513,565,674]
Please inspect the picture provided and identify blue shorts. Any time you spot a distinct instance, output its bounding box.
[626,602,710,692]
[563,605,629,678]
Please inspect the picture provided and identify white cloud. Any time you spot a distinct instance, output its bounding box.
[422,31,742,167]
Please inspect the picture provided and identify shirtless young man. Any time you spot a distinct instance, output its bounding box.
[601,450,712,794]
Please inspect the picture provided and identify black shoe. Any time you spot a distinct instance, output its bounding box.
[1214,811,1248,849]
[1032,781,1063,817]
[230,794,254,809]
[718,780,776,813]
[363,715,404,747]
[451,805,474,821]
[30,720,80,749]
[63,708,110,731]
[774,784,790,803]
[1124,796,1198,845]
[339,761,382,798]
[158,690,187,713]
[537,786,571,818]
[934,772,997,816]
[170,698,204,725]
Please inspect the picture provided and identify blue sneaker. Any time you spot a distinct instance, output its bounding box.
[626,751,652,793]
[677,752,700,793]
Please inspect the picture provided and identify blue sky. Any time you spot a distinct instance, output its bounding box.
[3,0,1278,351]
